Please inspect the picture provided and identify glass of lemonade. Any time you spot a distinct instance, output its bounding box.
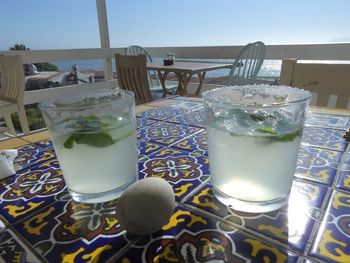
[203,85,311,212]
[39,89,138,203]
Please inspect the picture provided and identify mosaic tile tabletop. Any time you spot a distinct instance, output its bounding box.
[0,98,349,262]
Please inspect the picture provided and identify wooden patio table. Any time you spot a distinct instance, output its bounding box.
[0,96,349,262]
[147,61,232,96]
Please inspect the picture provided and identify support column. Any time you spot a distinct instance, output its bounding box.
[96,0,113,80]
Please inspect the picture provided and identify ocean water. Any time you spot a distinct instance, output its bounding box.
[52,58,282,79]
[51,59,350,79]
[53,59,105,72]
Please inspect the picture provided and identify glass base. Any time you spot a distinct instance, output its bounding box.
[69,178,137,203]
[212,186,289,213]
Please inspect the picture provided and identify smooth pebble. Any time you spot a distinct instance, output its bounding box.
[116,177,176,235]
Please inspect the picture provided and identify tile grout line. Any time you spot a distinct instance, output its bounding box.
[293,142,347,190]
[181,177,332,261]
[7,225,48,263]
[137,123,204,150]
[298,142,349,259]
[1,192,72,262]
[302,188,332,259]
[14,155,57,175]
[1,102,348,262]
[3,191,68,227]
[184,202,324,263]
[179,178,210,204]
[331,142,349,191]
[137,103,203,122]
[182,203,309,258]
[300,141,347,153]
[303,143,350,259]
[105,234,143,263]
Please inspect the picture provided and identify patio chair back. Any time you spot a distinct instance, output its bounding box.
[126,45,159,85]
[227,41,266,86]
[126,45,177,98]
[115,54,153,104]
[0,55,30,134]
[0,55,25,103]
[126,45,153,62]
[280,59,350,109]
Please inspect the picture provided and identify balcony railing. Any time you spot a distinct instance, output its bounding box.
[1,43,350,106]
[1,43,350,134]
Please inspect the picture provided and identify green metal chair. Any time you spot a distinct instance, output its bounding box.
[227,41,266,86]
[126,45,177,98]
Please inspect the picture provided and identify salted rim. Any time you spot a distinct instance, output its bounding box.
[202,85,311,108]
[39,89,134,111]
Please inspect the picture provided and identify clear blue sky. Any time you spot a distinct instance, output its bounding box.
[1,0,350,51]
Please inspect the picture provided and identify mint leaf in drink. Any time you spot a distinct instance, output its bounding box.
[222,108,302,143]
[62,115,133,149]
[63,132,114,149]
[257,127,277,134]
[275,130,302,142]
[254,129,302,145]
[63,136,75,149]
[74,132,114,147]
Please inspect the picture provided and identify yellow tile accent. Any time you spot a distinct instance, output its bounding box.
[21,130,51,143]
[0,134,13,141]
[0,131,15,138]
[0,138,29,149]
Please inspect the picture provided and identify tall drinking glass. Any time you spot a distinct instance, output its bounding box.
[203,85,311,212]
[39,89,138,203]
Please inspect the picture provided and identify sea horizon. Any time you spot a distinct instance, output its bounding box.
[53,59,283,78]
[51,58,350,80]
